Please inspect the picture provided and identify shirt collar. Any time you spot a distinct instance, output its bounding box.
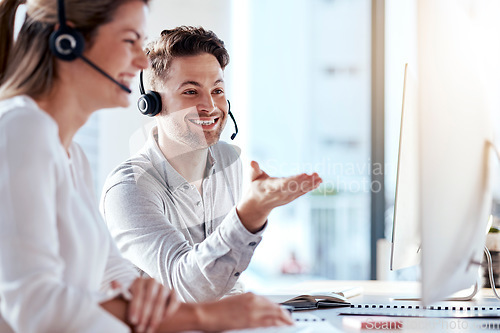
[206,146,217,176]
[145,125,218,191]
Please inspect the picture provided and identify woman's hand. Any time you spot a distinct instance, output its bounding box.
[197,292,294,331]
[127,277,179,333]
[237,161,322,232]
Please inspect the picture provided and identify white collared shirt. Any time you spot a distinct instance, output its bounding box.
[101,126,264,302]
[0,96,137,333]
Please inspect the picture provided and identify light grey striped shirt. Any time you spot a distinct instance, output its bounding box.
[100,126,264,302]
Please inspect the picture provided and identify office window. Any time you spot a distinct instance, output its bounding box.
[239,0,372,290]
[383,0,418,281]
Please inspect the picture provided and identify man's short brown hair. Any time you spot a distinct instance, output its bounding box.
[145,26,229,90]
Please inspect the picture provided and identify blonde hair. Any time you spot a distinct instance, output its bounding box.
[0,0,149,100]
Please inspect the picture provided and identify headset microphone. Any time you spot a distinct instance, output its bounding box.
[227,100,238,140]
[49,0,131,94]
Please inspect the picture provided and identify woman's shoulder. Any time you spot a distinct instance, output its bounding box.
[0,95,60,157]
[0,95,57,133]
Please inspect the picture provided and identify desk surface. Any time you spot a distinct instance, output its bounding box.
[258,280,500,332]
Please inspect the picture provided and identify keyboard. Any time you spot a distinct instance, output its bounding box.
[225,313,341,332]
[340,303,500,318]
[224,326,311,333]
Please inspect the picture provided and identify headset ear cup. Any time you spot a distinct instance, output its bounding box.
[49,26,85,61]
[137,90,162,117]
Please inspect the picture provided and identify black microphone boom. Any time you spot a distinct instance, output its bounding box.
[227,100,238,140]
[79,55,131,93]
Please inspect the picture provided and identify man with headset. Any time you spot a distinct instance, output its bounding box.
[100,26,322,303]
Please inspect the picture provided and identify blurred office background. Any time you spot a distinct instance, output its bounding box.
[74,0,500,291]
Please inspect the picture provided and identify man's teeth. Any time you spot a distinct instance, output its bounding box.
[190,119,216,125]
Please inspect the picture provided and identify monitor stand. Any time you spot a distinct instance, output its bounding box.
[391,282,478,302]
[484,246,500,301]
[393,245,500,303]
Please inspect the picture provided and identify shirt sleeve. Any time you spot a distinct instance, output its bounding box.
[101,180,264,303]
[0,111,129,333]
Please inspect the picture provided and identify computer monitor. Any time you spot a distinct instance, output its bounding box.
[391,61,493,305]
[390,0,497,305]
[390,64,420,273]
[418,2,494,302]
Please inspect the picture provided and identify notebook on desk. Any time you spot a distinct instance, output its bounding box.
[277,286,363,311]
[280,293,350,311]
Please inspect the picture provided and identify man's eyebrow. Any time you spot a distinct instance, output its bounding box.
[178,81,202,89]
[177,78,225,90]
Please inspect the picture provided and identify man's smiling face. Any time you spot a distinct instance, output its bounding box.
[156,53,228,150]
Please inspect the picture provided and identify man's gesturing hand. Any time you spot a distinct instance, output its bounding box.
[237,161,322,233]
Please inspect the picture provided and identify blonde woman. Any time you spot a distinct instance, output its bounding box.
[0,0,292,332]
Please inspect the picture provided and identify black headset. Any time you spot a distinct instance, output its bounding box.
[49,0,131,93]
[137,70,162,116]
[137,69,239,140]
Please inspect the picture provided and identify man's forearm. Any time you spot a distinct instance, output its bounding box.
[101,298,202,332]
[157,303,203,332]
[100,297,133,329]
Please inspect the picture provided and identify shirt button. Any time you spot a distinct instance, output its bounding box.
[248,242,257,246]
[196,201,202,206]
[234,272,240,277]
[183,185,190,190]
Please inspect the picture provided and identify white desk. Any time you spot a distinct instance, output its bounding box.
[258,280,500,332]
